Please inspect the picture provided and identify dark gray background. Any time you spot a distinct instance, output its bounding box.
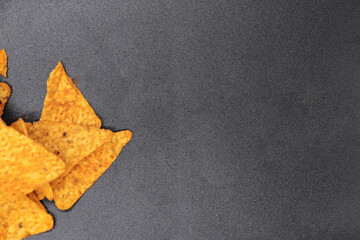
[0,0,360,239]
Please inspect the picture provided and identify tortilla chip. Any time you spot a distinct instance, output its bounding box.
[11,119,54,201]
[0,82,11,117]
[52,130,132,210]
[27,121,113,175]
[0,50,7,78]
[40,62,101,127]
[0,124,65,202]
[3,194,53,240]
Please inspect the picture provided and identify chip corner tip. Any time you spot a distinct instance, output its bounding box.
[125,130,133,139]
[54,61,65,72]
[47,214,55,229]
[0,49,8,78]
[0,68,7,78]
[1,71,7,78]
[54,201,71,211]
[115,129,132,142]
[118,129,132,144]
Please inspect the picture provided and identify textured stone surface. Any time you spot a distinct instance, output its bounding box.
[1,0,360,239]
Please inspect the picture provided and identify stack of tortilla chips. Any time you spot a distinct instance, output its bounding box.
[0,49,132,239]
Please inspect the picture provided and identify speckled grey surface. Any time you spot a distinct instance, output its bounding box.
[1,0,360,239]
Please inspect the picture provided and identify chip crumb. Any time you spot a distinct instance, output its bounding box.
[0,49,8,77]
[0,82,11,117]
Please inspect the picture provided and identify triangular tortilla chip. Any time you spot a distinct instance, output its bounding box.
[11,119,54,201]
[0,124,65,203]
[27,121,113,175]
[36,61,104,201]
[0,82,11,117]
[40,62,101,127]
[0,50,7,78]
[0,194,53,240]
[52,130,132,210]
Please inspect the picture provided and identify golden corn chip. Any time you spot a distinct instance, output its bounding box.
[27,121,113,175]
[0,82,11,117]
[11,118,54,201]
[3,194,53,240]
[0,124,65,201]
[40,62,101,127]
[52,130,132,210]
[0,50,7,78]
[11,119,51,201]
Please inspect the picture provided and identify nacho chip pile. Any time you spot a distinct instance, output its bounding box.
[0,52,132,239]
